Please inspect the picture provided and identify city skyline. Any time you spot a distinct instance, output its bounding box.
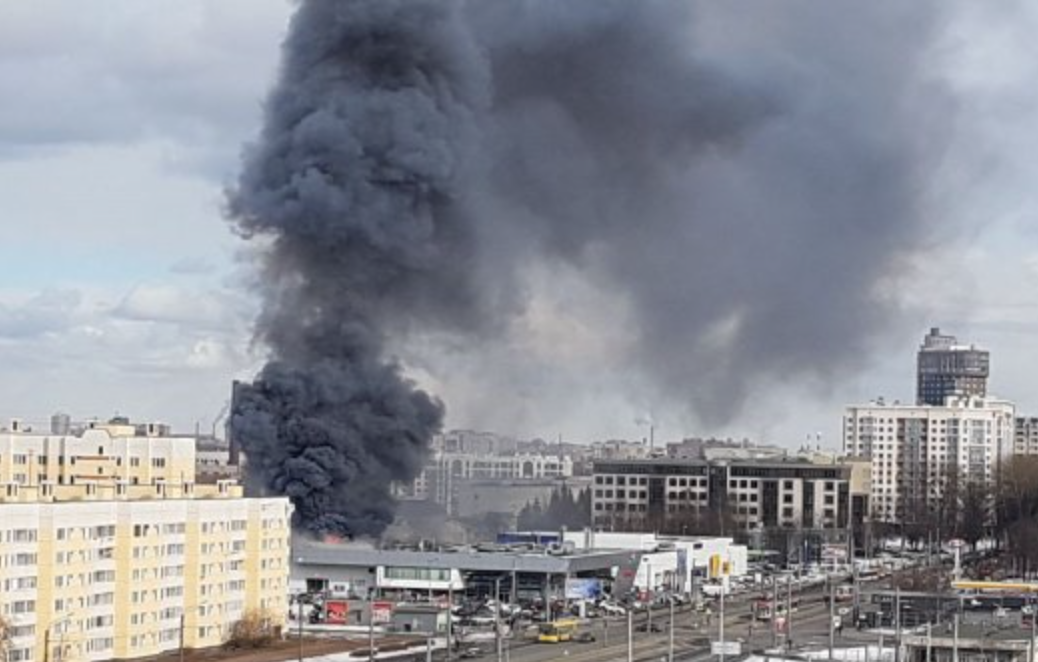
[1,2,1038,450]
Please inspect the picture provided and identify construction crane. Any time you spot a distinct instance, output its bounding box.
[210,400,230,441]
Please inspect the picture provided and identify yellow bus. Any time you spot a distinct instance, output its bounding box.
[537,618,581,643]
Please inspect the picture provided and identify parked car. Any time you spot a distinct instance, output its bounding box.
[598,601,627,616]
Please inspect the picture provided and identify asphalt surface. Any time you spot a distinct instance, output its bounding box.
[446,581,889,662]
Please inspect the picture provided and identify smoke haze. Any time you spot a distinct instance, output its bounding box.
[229,0,951,534]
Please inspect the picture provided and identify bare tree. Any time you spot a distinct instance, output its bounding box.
[996,456,1038,575]
[0,614,12,662]
[226,608,280,649]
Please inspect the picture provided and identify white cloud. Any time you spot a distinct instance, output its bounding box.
[0,0,287,159]
[0,289,82,339]
[113,283,245,330]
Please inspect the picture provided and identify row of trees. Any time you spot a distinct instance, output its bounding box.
[890,456,1038,571]
[594,505,740,538]
[516,488,591,531]
[995,455,1038,575]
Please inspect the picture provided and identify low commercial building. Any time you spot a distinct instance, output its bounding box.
[389,604,450,636]
[902,624,1037,662]
[291,539,642,606]
[561,531,749,593]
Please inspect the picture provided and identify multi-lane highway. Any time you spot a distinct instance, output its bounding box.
[460,582,884,662]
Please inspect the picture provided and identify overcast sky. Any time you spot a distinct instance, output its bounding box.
[1,1,1036,448]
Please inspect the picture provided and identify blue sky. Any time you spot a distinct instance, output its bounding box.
[0,1,1036,447]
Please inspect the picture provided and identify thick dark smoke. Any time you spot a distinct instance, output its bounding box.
[229,0,951,535]
[227,0,484,536]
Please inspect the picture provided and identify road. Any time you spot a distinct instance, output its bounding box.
[464,583,887,662]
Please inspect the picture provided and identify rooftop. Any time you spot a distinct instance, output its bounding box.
[293,540,642,574]
[904,622,1036,647]
[0,479,243,504]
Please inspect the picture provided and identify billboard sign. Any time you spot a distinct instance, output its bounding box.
[565,578,603,600]
[325,600,348,625]
[372,601,394,624]
[711,642,741,656]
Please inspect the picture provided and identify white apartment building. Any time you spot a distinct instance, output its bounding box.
[1015,417,1038,456]
[843,396,1015,524]
[0,418,292,662]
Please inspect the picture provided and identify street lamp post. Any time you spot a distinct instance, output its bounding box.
[494,578,503,662]
[626,609,633,662]
[828,575,836,662]
[668,597,675,662]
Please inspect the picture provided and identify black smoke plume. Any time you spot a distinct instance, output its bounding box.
[229,0,950,535]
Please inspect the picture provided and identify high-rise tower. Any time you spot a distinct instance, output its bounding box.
[916,327,989,406]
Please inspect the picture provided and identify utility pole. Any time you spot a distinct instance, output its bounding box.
[772,575,779,648]
[1030,595,1036,662]
[668,598,675,662]
[297,597,304,662]
[690,559,698,632]
[495,578,503,662]
[895,586,902,662]
[627,609,634,662]
[368,590,376,662]
[719,581,726,662]
[828,576,836,661]
[447,586,454,662]
[948,612,959,662]
[647,559,654,633]
[786,574,794,649]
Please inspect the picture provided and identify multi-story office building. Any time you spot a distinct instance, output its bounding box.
[1014,417,1038,456]
[0,419,292,662]
[843,395,1015,524]
[589,457,855,532]
[916,327,990,406]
